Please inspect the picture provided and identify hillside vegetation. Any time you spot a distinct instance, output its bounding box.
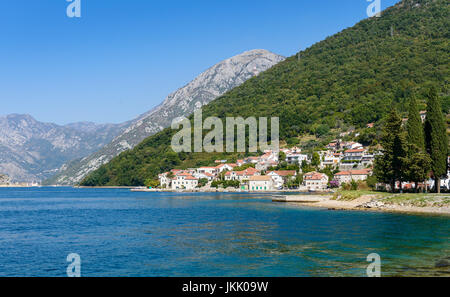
[81,0,449,187]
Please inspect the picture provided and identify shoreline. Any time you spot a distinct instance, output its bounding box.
[2,186,449,216]
[129,187,328,194]
[275,194,450,216]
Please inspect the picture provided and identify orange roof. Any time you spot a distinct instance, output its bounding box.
[243,168,258,174]
[345,149,365,153]
[304,172,327,180]
[215,163,237,169]
[178,172,192,176]
[269,170,296,177]
[249,176,272,181]
[184,176,198,180]
[335,169,372,176]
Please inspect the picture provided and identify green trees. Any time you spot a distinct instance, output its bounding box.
[374,110,408,192]
[405,95,431,192]
[311,152,321,167]
[375,88,447,193]
[404,151,431,192]
[424,87,448,193]
[145,179,159,189]
[406,95,425,150]
[198,178,209,188]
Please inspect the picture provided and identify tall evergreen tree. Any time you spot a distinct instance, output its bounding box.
[405,95,431,191]
[404,146,431,192]
[424,87,448,193]
[374,110,408,192]
[406,95,425,151]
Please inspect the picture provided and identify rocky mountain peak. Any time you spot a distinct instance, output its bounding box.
[45,49,285,185]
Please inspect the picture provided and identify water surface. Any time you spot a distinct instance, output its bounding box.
[0,188,448,277]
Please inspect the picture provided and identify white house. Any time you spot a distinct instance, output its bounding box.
[334,169,372,184]
[224,167,260,182]
[245,157,261,164]
[267,170,297,189]
[193,172,215,182]
[260,150,279,162]
[197,167,217,176]
[343,149,366,162]
[286,152,309,165]
[215,164,236,173]
[255,160,278,172]
[249,176,274,192]
[158,173,171,188]
[320,151,341,169]
[171,173,199,190]
[342,142,363,150]
[303,172,329,191]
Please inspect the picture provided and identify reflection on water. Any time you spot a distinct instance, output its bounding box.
[0,188,448,277]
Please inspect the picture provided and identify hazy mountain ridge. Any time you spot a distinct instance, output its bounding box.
[0,114,126,182]
[45,49,285,185]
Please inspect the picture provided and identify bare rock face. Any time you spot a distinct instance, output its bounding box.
[0,173,11,185]
[0,114,127,182]
[46,49,284,185]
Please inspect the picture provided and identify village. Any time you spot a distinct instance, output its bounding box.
[157,139,380,192]
[155,107,449,193]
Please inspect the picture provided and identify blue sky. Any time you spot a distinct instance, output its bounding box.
[0,0,399,125]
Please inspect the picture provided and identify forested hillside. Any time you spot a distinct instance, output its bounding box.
[81,0,449,186]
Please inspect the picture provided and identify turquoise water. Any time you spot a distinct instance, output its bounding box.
[0,187,448,277]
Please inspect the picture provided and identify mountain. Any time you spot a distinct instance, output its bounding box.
[0,114,126,182]
[79,0,449,187]
[45,49,285,185]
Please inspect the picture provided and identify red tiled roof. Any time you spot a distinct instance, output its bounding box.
[304,172,327,180]
[178,172,192,176]
[335,169,372,176]
[345,149,365,153]
[269,170,296,177]
[249,176,272,181]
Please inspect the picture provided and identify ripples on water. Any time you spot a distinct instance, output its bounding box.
[0,188,448,277]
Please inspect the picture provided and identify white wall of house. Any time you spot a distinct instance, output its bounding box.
[249,179,273,191]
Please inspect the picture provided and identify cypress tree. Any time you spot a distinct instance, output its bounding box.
[406,95,425,151]
[374,110,408,192]
[405,95,430,192]
[424,87,448,193]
